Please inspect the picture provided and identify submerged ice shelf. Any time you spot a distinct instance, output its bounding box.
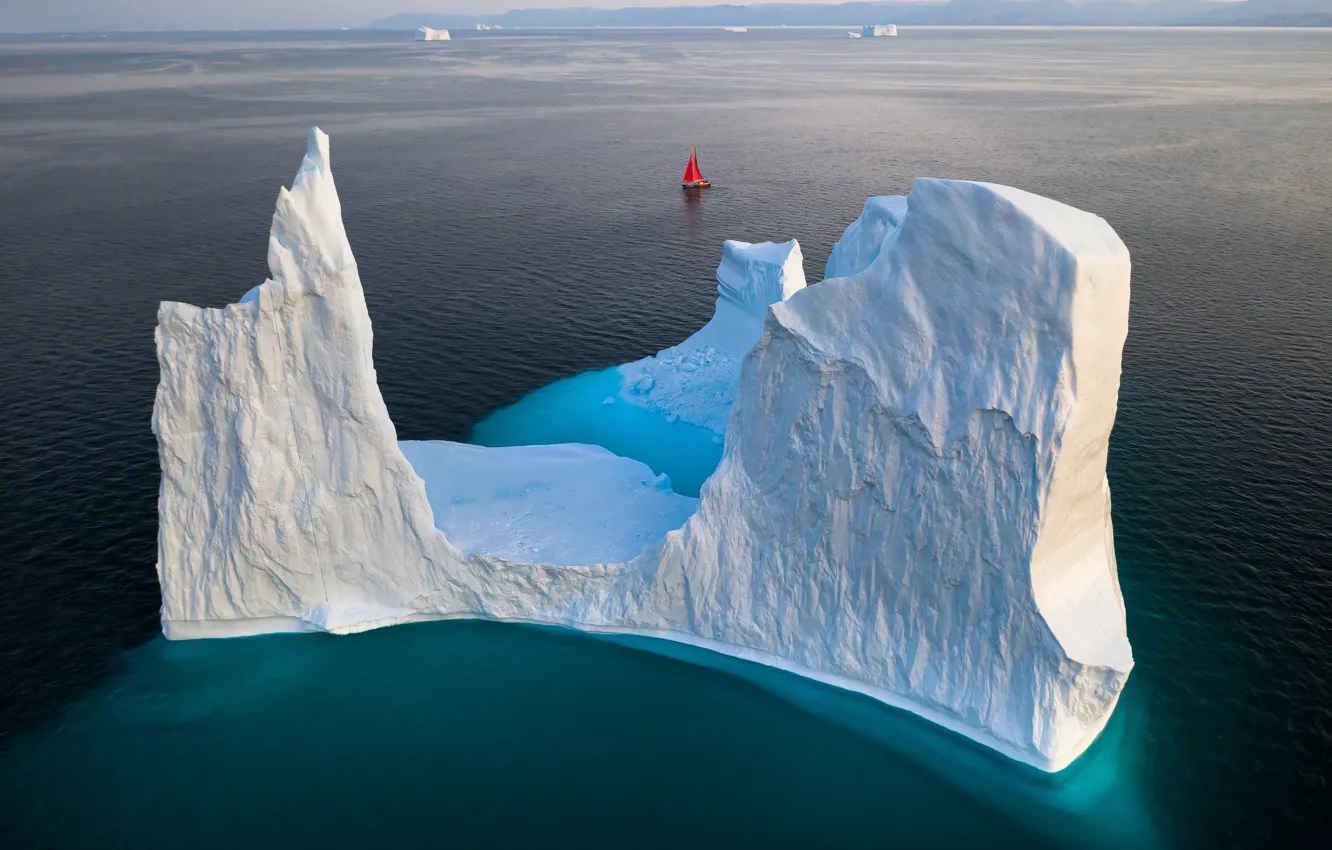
[153,128,1134,772]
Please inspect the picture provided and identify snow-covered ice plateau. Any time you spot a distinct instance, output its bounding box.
[153,128,1133,772]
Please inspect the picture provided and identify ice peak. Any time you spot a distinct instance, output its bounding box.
[303,126,330,178]
[267,126,353,285]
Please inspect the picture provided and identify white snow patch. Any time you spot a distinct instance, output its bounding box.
[399,441,696,567]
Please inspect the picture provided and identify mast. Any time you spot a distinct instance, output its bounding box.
[683,148,702,183]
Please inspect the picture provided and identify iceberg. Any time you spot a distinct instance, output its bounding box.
[415,26,450,41]
[862,24,899,37]
[153,128,1133,772]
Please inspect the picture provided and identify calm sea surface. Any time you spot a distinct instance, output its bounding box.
[1,27,1330,848]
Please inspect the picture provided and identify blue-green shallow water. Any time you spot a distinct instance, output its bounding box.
[471,367,723,498]
[0,622,1157,849]
[2,27,1331,847]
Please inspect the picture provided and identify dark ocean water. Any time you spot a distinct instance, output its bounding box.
[0,27,1330,848]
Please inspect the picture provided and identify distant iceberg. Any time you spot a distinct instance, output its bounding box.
[153,128,1134,772]
[415,26,450,41]
[862,24,898,37]
[843,31,861,39]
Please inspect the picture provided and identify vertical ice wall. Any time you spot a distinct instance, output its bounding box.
[660,179,1133,769]
[153,129,464,635]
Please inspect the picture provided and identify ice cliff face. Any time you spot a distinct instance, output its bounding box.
[154,129,454,634]
[664,179,1133,770]
[154,128,1133,772]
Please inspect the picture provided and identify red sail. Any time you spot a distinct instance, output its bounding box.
[683,149,703,183]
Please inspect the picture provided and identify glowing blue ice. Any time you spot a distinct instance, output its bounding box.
[471,367,723,498]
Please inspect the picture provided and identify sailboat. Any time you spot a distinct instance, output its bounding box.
[682,147,711,189]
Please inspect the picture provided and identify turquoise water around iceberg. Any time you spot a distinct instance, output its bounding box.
[0,621,1160,849]
[0,355,1168,847]
[471,367,725,499]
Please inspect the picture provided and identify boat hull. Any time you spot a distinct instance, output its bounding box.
[682,181,711,189]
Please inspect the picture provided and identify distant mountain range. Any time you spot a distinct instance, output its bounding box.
[371,0,1332,30]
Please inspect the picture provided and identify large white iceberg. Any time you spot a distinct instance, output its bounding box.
[153,128,1133,772]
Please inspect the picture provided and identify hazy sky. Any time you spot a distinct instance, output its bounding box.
[0,0,1266,32]
[0,0,761,33]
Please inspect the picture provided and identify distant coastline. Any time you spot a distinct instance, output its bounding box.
[3,24,1332,39]
[371,1,1332,32]
[3,0,1332,34]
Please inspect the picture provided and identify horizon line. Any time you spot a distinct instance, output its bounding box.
[4,23,1329,36]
